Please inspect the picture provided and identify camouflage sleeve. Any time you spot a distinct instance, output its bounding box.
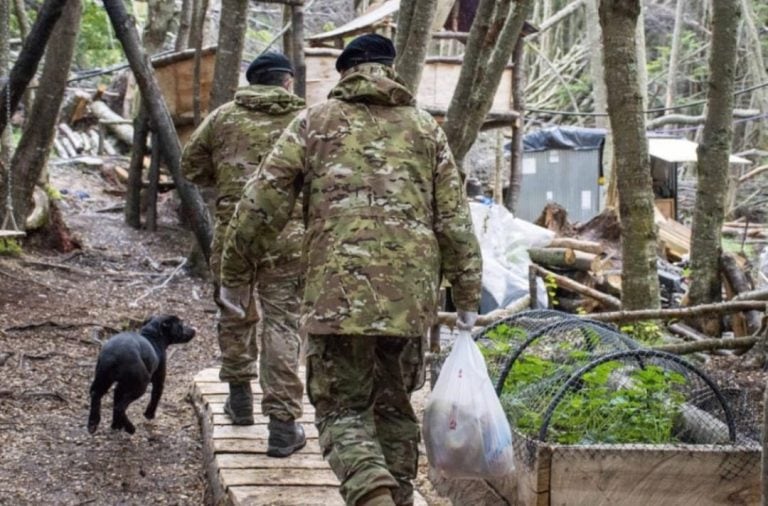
[220,113,307,287]
[432,125,483,311]
[181,110,217,187]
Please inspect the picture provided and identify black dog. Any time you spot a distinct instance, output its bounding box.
[87,315,196,434]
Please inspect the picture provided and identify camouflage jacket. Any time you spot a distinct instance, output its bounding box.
[221,64,482,337]
[181,85,305,281]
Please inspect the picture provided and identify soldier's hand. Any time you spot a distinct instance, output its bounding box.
[219,285,252,319]
[456,310,478,331]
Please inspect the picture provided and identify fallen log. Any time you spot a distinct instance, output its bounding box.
[653,336,757,354]
[528,247,576,268]
[734,288,768,302]
[531,264,621,309]
[89,100,134,145]
[546,237,604,255]
[58,123,83,153]
[586,300,767,323]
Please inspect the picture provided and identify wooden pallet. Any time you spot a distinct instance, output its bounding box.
[191,367,428,506]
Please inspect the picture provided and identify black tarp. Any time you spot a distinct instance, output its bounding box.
[522,126,606,152]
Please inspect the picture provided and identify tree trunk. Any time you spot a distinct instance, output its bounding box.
[664,0,685,113]
[12,0,30,40]
[142,0,176,55]
[394,0,438,92]
[1,0,14,230]
[599,0,660,311]
[208,0,247,109]
[2,0,82,228]
[174,0,192,51]
[192,0,208,125]
[505,36,525,212]
[0,0,68,135]
[290,4,305,99]
[687,0,741,319]
[125,108,149,229]
[442,0,535,167]
[103,0,213,261]
[739,0,768,147]
[145,132,161,231]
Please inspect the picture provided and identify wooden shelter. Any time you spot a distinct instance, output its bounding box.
[304,0,534,119]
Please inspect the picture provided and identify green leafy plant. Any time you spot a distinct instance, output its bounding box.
[620,321,664,345]
[544,273,559,307]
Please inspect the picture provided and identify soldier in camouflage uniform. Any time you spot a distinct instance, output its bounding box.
[181,52,307,457]
[220,34,482,506]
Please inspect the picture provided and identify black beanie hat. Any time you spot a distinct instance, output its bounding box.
[335,33,396,73]
[246,52,294,84]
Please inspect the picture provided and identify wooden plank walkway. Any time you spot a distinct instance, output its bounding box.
[191,367,429,506]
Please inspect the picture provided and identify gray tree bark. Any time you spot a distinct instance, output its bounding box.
[664,0,685,113]
[143,0,176,54]
[103,0,213,261]
[290,4,305,99]
[2,0,82,228]
[12,0,29,40]
[687,0,741,316]
[208,0,247,109]
[125,108,149,229]
[174,0,192,51]
[394,0,438,92]
[599,0,660,311]
[442,0,535,167]
[0,0,68,135]
[505,36,525,212]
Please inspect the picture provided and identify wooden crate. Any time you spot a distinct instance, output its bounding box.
[513,434,760,506]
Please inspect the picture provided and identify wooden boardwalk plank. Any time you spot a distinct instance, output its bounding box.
[193,366,428,506]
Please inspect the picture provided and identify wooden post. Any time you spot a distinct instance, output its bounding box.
[103,0,212,261]
[290,3,306,99]
[125,108,149,229]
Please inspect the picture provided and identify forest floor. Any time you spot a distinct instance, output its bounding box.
[0,158,448,505]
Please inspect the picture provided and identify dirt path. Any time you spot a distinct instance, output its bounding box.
[0,161,219,504]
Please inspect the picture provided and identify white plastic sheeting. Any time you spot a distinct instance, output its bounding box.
[469,200,554,313]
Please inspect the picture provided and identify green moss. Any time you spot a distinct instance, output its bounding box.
[0,238,23,256]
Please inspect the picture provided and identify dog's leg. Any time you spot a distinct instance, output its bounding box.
[144,363,166,420]
[112,381,147,435]
[87,368,113,434]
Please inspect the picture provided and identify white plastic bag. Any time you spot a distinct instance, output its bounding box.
[423,331,515,479]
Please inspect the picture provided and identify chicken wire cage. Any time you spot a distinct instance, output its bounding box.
[473,310,759,451]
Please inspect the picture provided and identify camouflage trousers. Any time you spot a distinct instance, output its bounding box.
[216,276,304,421]
[307,335,420,506]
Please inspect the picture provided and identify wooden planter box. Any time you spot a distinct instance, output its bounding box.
[513,432,760,505]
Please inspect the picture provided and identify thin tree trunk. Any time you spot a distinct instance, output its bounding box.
[1,0,14,231]
[208,0,247,109]
[192,0,208,125]
[142,0,176,55]
[125,108,149,228]
[103,0,213,261]
[664,0,685,113]
[739,0,768,147]
[0,0,68,135]
[4,0,82,228]
[282,5,292,60]
[145,132,160,231]
[443,0,535,166]
[290,4,305,99]
[12,0,29,40]
[174,0,192,51]
[505,36,525,212]
[599,0,660,311]
[394,0,438,92]
[687,0,741,322]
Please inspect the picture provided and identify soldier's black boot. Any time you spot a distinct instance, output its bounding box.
[267,416,306,457]
[224,382,254,425]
